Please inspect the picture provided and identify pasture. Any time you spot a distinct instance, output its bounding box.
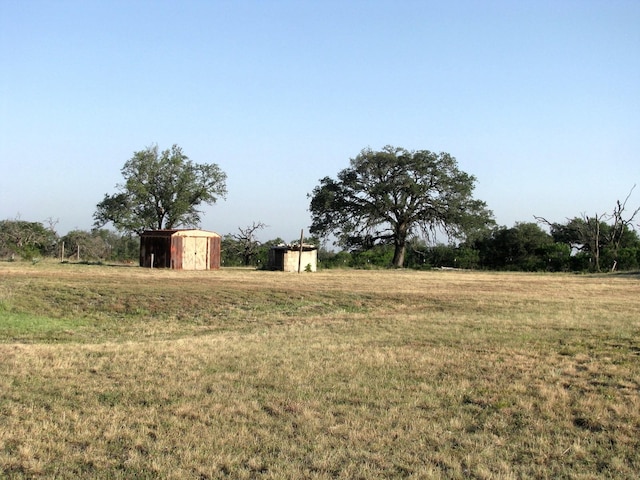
[0,262,639,479]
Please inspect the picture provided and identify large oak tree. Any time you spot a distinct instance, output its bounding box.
[94,144,227,234]
[309,146,494,267]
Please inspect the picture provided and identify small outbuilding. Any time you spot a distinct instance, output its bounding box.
[267,243,318,272]
[139,229,221,270]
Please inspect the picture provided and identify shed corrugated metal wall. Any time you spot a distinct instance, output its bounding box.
[140,229,221,270]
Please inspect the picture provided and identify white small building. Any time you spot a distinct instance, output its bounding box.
[267,244,318,272]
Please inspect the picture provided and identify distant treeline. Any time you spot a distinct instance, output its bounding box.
[316,220,640,272]
[2,217,639,272]
[0,220,138,264]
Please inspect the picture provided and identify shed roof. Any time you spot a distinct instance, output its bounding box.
[140,229,221,238]
[270,243,317,252]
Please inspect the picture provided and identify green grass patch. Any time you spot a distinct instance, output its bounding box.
[0,311,89,343]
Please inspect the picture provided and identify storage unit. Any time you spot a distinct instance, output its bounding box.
[267,244,318,272]
[139,229,221,270]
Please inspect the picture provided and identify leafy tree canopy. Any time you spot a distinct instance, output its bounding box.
[474,222,562,271]
[94,144,227,234]
[0,219,58,259]
[308,146,494,267]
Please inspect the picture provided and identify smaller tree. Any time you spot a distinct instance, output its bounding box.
[537,186,640,272]
[94,144,227,234]
[607,186,640,270]
[60,230,109,262]
[475,223,557,271]
[229,222,267,266]
[0,219,58,260]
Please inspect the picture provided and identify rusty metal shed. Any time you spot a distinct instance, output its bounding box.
[267,244,318,272]
[139,229,221,270]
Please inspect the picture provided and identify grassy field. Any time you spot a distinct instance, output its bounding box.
[0,262,639,479]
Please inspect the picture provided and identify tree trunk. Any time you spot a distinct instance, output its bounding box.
[392,229,407,268]
[392,243,406,268]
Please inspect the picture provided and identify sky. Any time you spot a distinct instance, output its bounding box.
[1,0,639,243]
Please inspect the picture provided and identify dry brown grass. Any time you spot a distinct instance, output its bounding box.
[0,262,639,478]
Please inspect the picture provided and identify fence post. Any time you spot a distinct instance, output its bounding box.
[298,229,304,273]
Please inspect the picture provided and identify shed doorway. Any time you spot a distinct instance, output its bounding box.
[182,236,208,270]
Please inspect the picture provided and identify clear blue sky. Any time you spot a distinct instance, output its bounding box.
[1,0,638,243]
